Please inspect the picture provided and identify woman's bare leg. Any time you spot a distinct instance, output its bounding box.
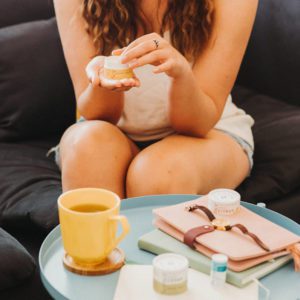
[59,120,139,198]
[126,130,250,197]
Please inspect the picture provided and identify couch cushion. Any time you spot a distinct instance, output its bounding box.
[267,186,300,224]
[0,227,35,290]
[0,18,76,142]
[0,140,61,231]
[237,0,300,106]
[0,228,52,299]
[233,86,300,209]
[0,0,54,28]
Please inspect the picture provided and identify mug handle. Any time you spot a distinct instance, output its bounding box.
[109,215,130,247]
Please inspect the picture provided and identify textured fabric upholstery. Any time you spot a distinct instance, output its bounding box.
[237,0,300,106]
[0,18,76,142]
[0,0,54,28]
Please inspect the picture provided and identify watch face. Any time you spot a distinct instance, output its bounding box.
[211,218,230,230]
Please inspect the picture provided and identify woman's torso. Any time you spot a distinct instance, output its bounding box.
[117,62,254,149]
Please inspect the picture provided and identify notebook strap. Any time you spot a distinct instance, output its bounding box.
[183,225,215,249]
[185,204,270,252]
[185,205,216,221]
[229,224,270,252]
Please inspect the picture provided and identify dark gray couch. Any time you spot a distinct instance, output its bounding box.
[0,0,299,298]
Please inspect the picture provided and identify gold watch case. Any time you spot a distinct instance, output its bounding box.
[211,218,230,231]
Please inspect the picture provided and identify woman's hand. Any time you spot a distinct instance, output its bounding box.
[85,56,140,92]
[118,33,192,79]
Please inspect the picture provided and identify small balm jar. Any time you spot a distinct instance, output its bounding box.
[208,189,240,216]
[103,56,134,82]
[153,253,188,295]
[210,254,228,289]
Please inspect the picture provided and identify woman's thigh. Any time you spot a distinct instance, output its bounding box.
[126,130,250,197]
[59,120,139,195]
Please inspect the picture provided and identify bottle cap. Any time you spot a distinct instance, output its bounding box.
[153,253,188,275]
[208,189,240,215]
[211,254,228,272]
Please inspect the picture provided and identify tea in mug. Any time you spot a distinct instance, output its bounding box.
[70,204,109,213]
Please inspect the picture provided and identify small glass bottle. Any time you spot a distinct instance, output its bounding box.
[153,253,188,295]
[210,253,228,289]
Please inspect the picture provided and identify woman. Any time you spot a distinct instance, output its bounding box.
[54,0,257,198]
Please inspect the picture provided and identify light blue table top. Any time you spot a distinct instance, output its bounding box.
[39,195,300,300]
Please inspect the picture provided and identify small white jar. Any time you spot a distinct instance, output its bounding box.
[153,253,188,295]
[103,56,134,81]
[208,189,241,216]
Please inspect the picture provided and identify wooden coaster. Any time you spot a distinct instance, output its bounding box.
[63,248,125,276]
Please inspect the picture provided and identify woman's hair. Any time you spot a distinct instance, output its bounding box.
[82,0,214,60]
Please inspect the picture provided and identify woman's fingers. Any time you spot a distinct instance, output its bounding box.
[133,76,141,87]
[87,68,100,87]
[121,39,160,64]
[86,56,105,86]
[122,35,151,56]
[120,78,140,87]
[100,78,121,89]
[86,56,104,73]
[122,32,162,57]
[99,70,140,90]
[127,50,166,69]
[91,73,101,87]
[112,47,126,56]
[112,86,132,92]
[153,60,173,74]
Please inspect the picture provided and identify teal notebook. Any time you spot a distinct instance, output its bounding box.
[138,229,292,288]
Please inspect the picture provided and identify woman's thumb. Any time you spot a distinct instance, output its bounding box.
[86,64,100,87]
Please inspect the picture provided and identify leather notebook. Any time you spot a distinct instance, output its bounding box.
[153,196,300,272]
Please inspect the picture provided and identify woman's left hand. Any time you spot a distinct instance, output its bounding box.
[114,33,192,79]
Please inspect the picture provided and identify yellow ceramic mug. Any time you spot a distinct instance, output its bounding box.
[58,188,130,265]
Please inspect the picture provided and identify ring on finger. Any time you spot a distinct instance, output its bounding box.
[153,39,160,49]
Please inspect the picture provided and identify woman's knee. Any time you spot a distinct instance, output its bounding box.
[126,146,198,197]
[60,120,133,165]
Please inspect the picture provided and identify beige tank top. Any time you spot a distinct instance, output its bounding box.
[117,36,254,150]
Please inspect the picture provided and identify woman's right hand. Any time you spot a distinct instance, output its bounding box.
[85,56,140,92]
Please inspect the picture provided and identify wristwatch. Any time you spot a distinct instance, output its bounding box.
[183,204,270,252]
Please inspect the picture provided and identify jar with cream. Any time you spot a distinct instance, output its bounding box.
[153,253,188,295]
[208,189,241,216]
[103,56,134,82]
